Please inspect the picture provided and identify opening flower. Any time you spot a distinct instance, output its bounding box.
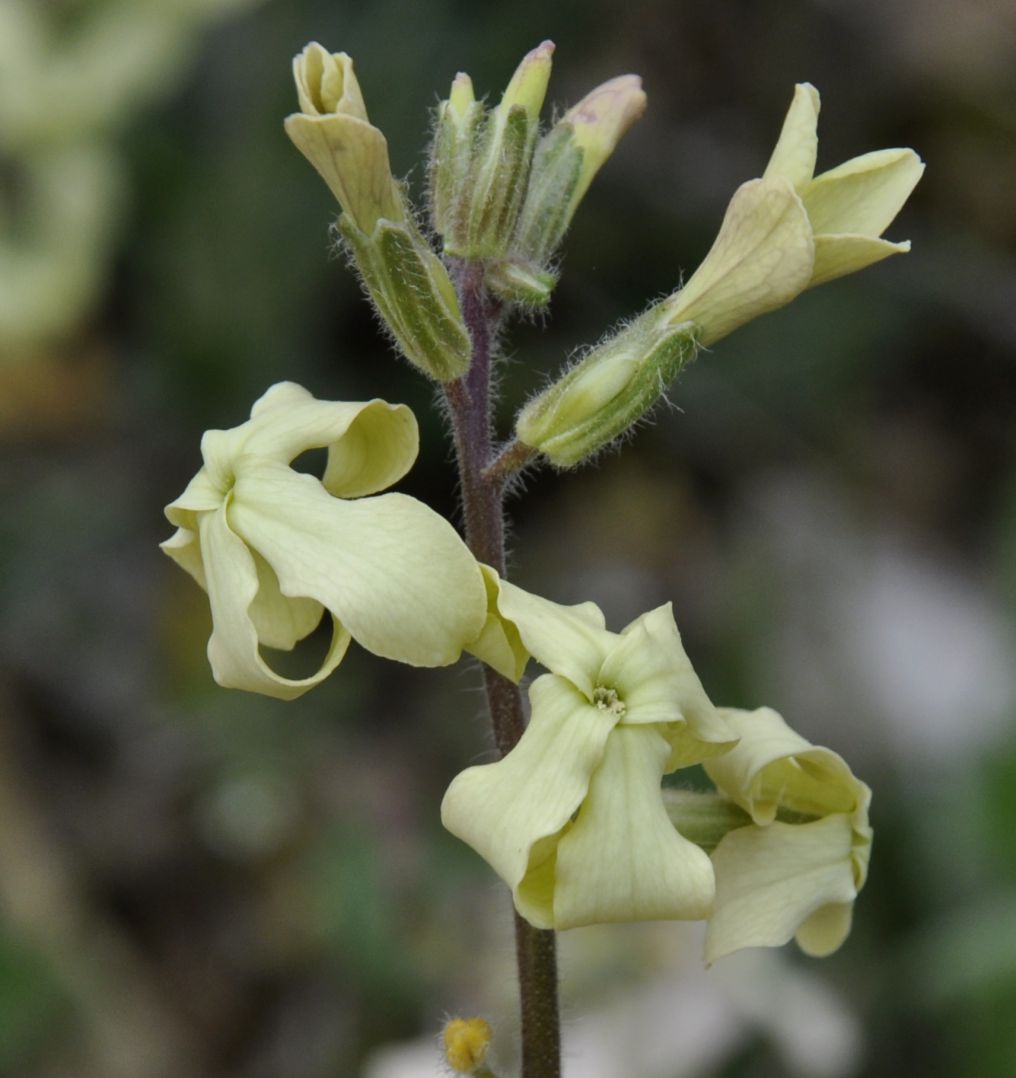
[441,580,737,929]
[661,82,924,344]
[702,706,872,962]
[161,382,486,700]
[284,43,402,234]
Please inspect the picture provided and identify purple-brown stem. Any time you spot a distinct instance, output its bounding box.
[443,260,561,1078]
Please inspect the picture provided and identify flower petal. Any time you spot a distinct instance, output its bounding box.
[247,548,323,650]
[601,605,737,765]
[705,814,857,963]
[230,460,486,667]
[243,382,420,498]
[495,578,611,698]
[763,82,820,189]
[704,707,867,825]
[662,177,815,345]
[165,467,228,527]
[441,674,617,929]
[802,148,924,238]
[283,112,402,232]
[465,565,530,682]
[292,44,368,121]
[553,725,716,928]
[795,900,855,958]
[809,233,910,288]
[160,525,205,590]
[200,505,351,699]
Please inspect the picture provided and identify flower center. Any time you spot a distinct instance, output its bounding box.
[592,685,627,718]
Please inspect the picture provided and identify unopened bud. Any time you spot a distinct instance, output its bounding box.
[516,311,699,467]
[339,216,471,381]
[455,42,555,258]
[515,74,646,263]
[431,73,482,240]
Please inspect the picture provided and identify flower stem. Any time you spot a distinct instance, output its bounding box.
[443,261,561,1078]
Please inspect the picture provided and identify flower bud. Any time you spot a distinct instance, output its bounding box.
[430,72,482,240]
[284,44,402,233]
[515,74,646,264]
[515,311,699,467]
[338,216,471,382]
[453,41,555,258]
[286,43,470,381]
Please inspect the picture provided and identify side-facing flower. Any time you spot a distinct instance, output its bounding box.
[660,82,924,343]
[161,382,486,700]
[702,706,872,962]
[442,579,737,930]
[514,82,924,469]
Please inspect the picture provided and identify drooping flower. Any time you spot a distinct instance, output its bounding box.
[441,580,737,929]
[660,81,924,343]
[161,382,486,699]
[702,706,872,962]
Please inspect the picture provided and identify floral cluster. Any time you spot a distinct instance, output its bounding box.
[161,41,920,964]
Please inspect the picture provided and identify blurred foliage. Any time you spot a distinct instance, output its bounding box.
[1,0,1015,1075]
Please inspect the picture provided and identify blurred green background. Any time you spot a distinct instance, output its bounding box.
[2,0,1015,1075]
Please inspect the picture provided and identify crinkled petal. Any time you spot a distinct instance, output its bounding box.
[229,459,486,667]
[663,177,815,345]
[200,505,351,700]
[495,578,611,699]
[704,707,866,824]
[795,900,855,958]
[810,233,910,288]
[247,548,324,650]
[160,525,206,591]
[763,82,820,189]
[705,815,857,963]
[465,565,530,682]
[165,467,227,528]
[602,606,737,765]
[803,148,924,238]
[553,726,715,928]
[440,674,617,929]
[222,382,419,498]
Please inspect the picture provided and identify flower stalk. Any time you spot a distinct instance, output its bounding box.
[442,263,561,1078]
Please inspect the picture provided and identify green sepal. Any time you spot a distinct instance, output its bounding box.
[456,104,535,259]
[513,123,584,264]
[339,215,471,382]
[662,790,752,854]
[486,259,558,308]
[429,93,482,243]
[515,311,700,467]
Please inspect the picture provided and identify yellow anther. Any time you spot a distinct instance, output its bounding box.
[442,1016,493,1074]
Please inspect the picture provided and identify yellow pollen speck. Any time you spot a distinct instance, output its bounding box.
[443,1016,493,1073]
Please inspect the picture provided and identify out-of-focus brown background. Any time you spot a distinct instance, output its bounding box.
[2,1,1015,1075]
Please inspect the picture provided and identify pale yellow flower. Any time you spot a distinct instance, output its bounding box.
[161,382,486,699]
[442,580,736,929]
[662,82,924,343]
[703,706,872,962]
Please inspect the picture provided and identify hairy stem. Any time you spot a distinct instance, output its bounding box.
[443,261,561,1078]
